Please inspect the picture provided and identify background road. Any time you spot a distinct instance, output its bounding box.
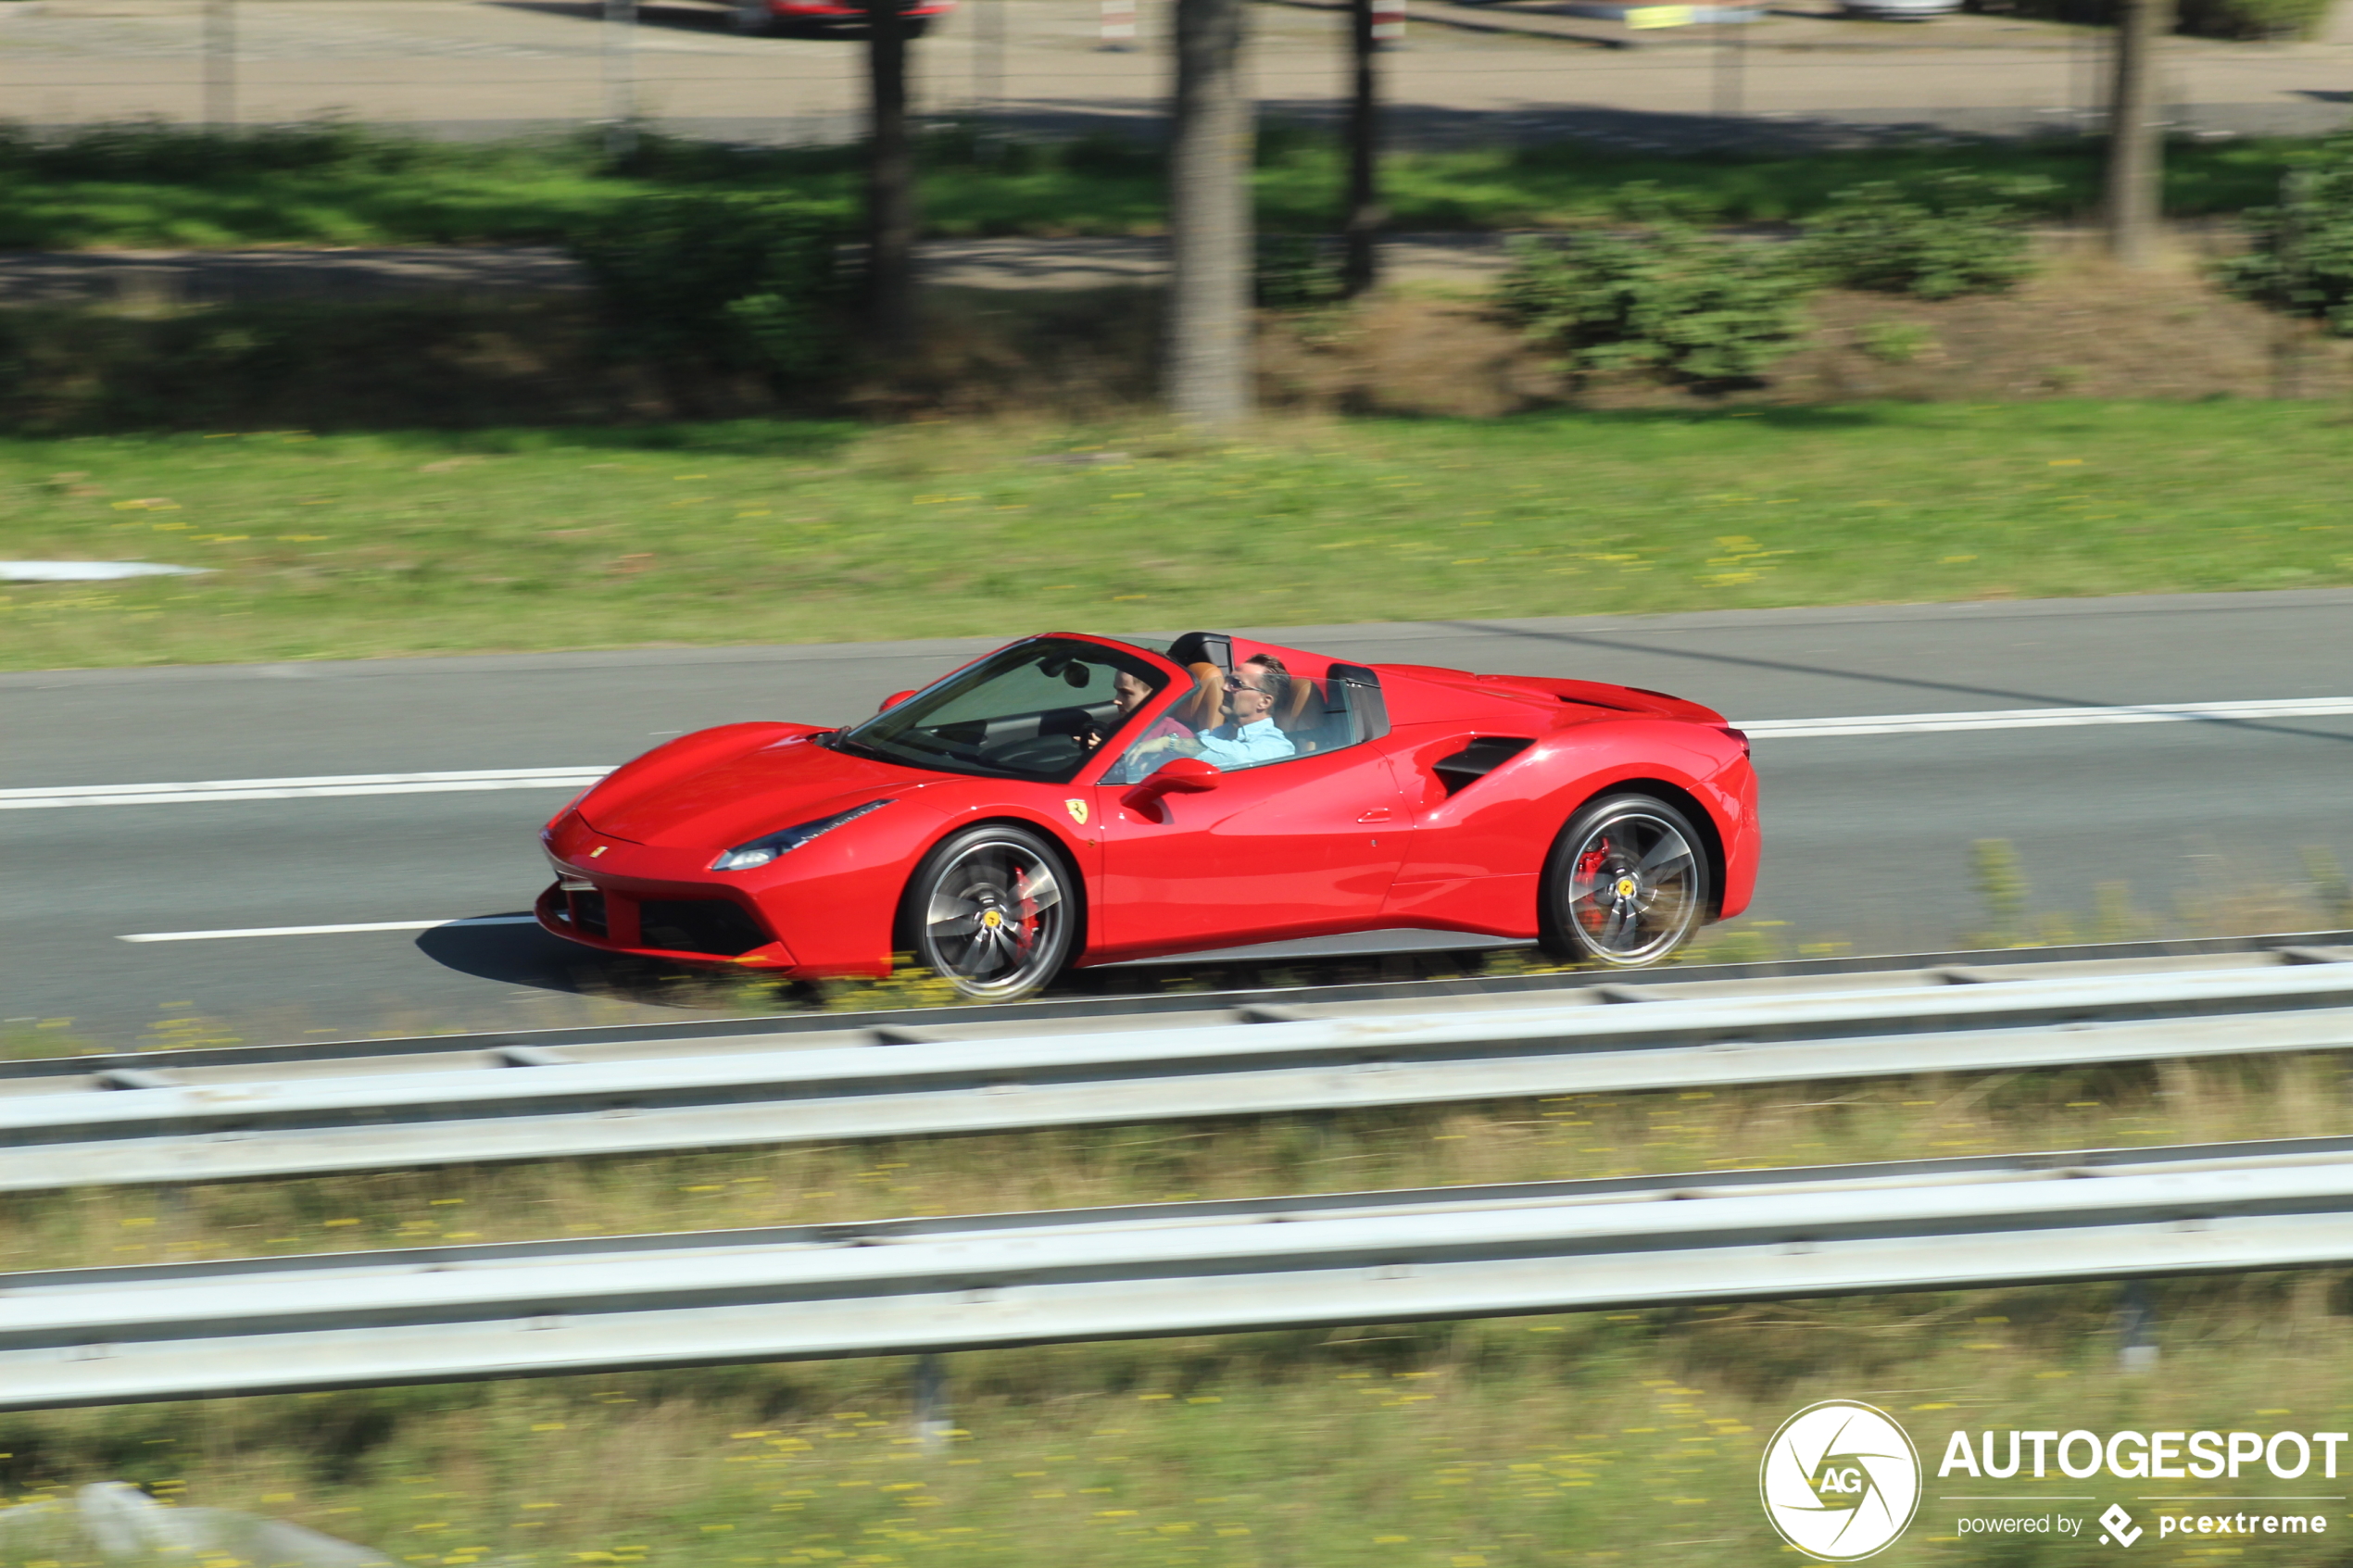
[8,587,2353,1051]
[4,0,2347,146]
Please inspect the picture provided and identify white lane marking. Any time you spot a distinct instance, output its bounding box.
[21,694,2353,813]
[1,766,614,809]
[1742,696,2353,741]
[119,915,539,944]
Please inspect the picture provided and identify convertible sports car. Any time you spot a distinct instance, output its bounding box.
[537,631,1760,999]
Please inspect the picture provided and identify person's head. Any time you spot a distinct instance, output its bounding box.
[1110,669,1154,714]
[1225,654,1290,727]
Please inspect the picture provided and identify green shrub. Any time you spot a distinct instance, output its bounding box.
[1795,173,2049,299]
[567,193,856,387]
[1979,0,2331,40]
[1494,220,1809,383]
[0,117,428,181]
[1059,130,1161,180]
[2216,136,2353,334]
[1856,319,1936,363]
[1254,234,1347,310]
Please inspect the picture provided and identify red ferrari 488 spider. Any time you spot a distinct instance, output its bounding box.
[538,631,1759,998]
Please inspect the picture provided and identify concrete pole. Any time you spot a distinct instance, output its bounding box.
[602,0,637,158]
[1165,0,1254,424]
[203,0,236,129]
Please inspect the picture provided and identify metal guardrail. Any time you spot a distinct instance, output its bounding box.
[15,928,2352,1082]
[6,951,2353,1194]
[8,1134,2353,1410]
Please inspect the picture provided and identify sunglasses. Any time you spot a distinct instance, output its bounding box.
[1222,677,1267,695]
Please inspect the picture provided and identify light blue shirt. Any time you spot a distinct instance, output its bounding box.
[1193,718,1297,771]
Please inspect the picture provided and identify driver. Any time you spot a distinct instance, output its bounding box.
[1081,668,1188,754]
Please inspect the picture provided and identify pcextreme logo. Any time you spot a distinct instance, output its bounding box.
[1760,1400,1924,1562]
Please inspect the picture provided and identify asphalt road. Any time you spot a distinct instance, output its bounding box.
[5,0,2347,148]
[8,587,2353,1051]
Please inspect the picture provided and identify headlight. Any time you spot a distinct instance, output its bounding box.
[710,799,895,872]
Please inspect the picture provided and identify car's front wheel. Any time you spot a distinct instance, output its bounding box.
[1538,793,1711,968]
[729,0,774,33]
[903,823,1076,1001]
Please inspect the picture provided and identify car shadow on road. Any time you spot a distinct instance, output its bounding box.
[414,916,786,1012]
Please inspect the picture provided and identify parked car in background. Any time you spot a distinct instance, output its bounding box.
[731,0,955,36]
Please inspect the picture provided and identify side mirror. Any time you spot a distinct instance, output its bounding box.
[877,690,915,714]
[1120,756,1222,822]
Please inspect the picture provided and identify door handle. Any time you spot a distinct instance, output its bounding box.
[1357,807,1398,823]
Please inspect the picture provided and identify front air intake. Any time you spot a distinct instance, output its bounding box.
[637,899,770,958]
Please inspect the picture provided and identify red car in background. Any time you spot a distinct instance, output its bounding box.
[730,0,954,36]
[538,631,1760,999]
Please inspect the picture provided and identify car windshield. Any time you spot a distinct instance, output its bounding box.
[834,638,1172,784]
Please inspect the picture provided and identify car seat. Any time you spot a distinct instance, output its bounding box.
[1170,662,1227,733]
[1274,676,1354,755]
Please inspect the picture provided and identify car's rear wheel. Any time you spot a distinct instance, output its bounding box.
[904,823,1076,1001]
[1538,793,1710,968]
[729,0,774,33]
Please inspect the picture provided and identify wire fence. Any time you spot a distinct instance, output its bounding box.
[0,0,2347,150]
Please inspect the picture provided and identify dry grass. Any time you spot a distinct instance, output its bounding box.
[8,1051,2347,1277]
[7,1022,2353,1564]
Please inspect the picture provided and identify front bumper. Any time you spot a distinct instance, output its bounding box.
[535,880,798,970]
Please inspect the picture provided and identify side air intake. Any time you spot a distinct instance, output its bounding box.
[1433,737,1532,797]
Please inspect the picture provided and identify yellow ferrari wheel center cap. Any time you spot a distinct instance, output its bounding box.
[1616,877,1638,898]
[981,909,1004,929]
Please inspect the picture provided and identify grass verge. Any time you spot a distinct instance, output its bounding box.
[5,403,2351,671]
[0,121,2326,249]
[5,1058,2352,1567]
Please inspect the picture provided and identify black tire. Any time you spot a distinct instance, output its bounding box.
[1537,793,1710,968]
[729,0,775,32]
[902,823,1076,1000]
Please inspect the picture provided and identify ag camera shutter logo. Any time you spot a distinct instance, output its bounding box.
[1759,1400,1923,1561]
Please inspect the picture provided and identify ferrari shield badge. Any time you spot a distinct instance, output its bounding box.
[1063,798,1089,826]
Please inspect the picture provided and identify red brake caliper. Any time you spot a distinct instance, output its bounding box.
[1012,870,1038,957]
[1576,842,1612,930]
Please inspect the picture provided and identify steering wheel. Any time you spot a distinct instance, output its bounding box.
[984,734,1083,771]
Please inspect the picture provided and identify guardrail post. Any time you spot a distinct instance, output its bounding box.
[2117,1281,2158,1373]
[914,1352,951,1453]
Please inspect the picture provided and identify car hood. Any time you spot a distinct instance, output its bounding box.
[579,727,935,849]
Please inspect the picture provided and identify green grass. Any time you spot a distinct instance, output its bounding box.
[4,402,2352,671]
[0,119,2329,249]
[6,1283,2348,1568]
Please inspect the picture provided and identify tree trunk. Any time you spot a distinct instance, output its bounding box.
[1342,0,1380,296]
[866,0,918,355]
[2103,0,2166,268]
[1165,0,1252,424]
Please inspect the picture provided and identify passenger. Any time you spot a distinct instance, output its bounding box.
[1123,655,1297,775]
[1194,656,1298,769]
